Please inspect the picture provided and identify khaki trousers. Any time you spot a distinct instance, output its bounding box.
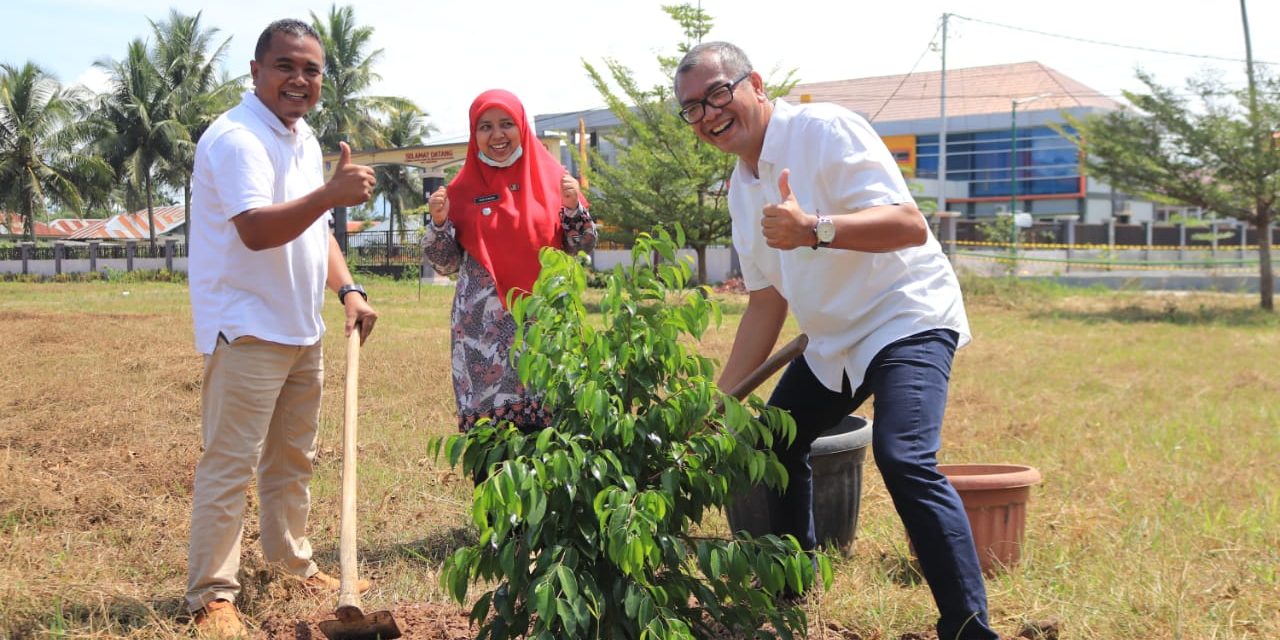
[186,335,323,612]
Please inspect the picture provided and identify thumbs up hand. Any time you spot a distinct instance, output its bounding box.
[428,186,450,225]
[761,169,816,250]
[560,174,582,210]
[325,141,377,208]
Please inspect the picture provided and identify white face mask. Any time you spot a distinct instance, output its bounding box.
[478,145,523,168]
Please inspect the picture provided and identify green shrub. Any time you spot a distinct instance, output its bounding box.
[436,228,829,639]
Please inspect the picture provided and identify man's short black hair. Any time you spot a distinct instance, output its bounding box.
[254,19,322,62]
[674,41,753,95]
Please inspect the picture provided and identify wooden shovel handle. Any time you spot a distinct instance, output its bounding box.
[337,326,362,611]
[725,333,808,401]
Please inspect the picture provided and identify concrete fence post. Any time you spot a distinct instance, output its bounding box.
[54,242,65,275]
[21,242,33,275]
[1177,222,1186,264]
[935,211,960,263]
[1144,221,1153,264]
[126,241,136,272]
[1057,216,1077,274]
[164,238,176,272]
[89,241,100,273]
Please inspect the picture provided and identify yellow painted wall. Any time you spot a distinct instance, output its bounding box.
[881,134,917,178]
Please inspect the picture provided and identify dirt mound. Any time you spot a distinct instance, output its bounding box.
[259,601,474,639]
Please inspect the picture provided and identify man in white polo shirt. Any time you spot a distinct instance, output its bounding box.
[675,43,998,639]
[185,18,378,636]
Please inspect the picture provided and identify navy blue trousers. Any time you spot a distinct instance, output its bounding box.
[765,329,998,640]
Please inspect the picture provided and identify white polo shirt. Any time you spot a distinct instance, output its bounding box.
[729,99,971,393]
[188,92,331,355]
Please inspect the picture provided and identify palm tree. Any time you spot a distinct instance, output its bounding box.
[309,4,417,149]
[0,63,109,242]
[94,39,188,251]
[149,9,242,243]
[373,105,435,241]
[308,4,422,249]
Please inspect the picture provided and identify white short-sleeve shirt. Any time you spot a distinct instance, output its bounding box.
[188,92,332,355]
[729,99,971,393]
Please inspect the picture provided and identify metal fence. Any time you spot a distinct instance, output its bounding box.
[345,230,423,278]
[4,219,1277,284]
[931,215,1278,284]
[0,239,187,276]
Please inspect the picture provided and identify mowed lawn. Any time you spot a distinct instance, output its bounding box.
[1,276,1277,639]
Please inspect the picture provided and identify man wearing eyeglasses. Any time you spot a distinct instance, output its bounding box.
[674,42,996,640]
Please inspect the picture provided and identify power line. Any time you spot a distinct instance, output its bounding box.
[869,22,942,122]
[810,91,1272,101]
[951,14,1279,66]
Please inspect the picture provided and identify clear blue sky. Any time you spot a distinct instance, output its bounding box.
[2,0,1276,143]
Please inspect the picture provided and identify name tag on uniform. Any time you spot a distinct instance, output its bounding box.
[473,194,499,204]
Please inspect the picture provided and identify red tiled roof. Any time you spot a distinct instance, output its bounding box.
[1,212,59,237]
[785,61,1123,123]
[66,205,186,240]
[49,218,98,235]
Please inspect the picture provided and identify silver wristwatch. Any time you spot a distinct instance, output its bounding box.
[813,215,835,249]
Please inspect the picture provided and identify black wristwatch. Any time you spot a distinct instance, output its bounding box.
[337,283,367,304]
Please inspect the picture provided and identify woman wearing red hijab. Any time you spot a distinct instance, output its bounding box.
[424,89,596,433]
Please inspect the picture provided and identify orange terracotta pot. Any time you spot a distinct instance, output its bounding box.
[939,463,1042,576]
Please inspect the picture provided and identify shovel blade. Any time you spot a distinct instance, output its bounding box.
[317,609,401,640]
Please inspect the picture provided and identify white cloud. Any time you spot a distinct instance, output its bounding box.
[71,66,111,94]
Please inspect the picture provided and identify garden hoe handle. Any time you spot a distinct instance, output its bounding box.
[319,326,400,640]
[726,333,809,401]
[336,326,364,616]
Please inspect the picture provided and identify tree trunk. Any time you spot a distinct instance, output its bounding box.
[184,179,192,245]
[1258,210,1274,311]
[22,192,35,243]
[693,244,708,285]
[146,173,157,252]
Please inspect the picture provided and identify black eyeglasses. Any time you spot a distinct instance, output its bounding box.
[678,72,752,124]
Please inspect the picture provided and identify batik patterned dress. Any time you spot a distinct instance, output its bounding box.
[423,207,596,432]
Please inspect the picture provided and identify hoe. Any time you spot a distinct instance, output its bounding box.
[319,327,401,640]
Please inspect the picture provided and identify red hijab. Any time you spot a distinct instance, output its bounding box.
[447,89,566,307]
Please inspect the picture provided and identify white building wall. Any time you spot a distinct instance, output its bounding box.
[591,246,734,283]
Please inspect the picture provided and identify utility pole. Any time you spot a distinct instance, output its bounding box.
[938,13,949,215]
[1010,99,1018,217]
[1010,94,1050,218]
[1240,0,1274,310]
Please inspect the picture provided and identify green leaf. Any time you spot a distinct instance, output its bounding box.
[533,579,555,622]
[557,564,579,601]
[819,554,834,590]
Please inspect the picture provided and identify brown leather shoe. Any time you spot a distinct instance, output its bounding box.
[303,570,372,594]
[192,599,245,638]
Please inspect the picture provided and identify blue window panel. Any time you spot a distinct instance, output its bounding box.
[917,154,938,179]
[971,181,1009,197]
[1028,178,1079,195]
[911,128,1079,195]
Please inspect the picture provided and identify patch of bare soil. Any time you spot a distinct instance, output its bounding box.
[259,601,475,640]
[256,601,887,640]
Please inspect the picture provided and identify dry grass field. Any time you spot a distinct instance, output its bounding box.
[1,275,1277,639]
